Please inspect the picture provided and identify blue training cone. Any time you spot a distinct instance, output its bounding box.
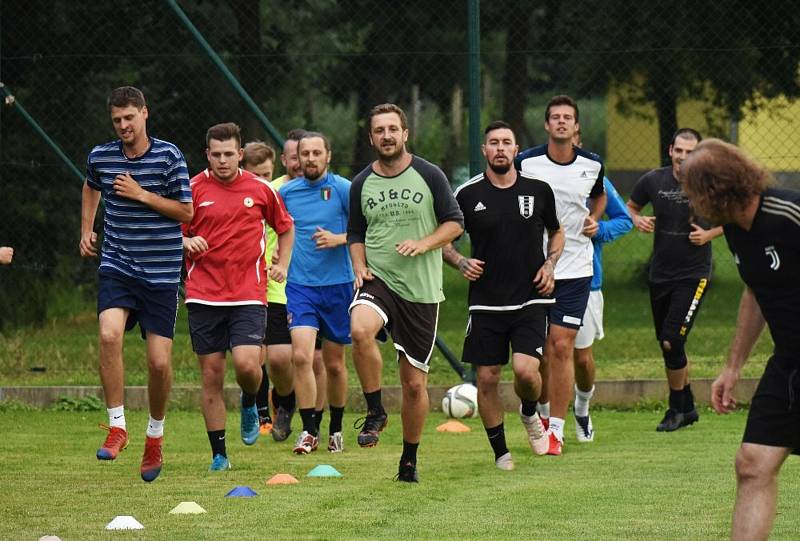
[225,486,258,497]
[307,464,342,477]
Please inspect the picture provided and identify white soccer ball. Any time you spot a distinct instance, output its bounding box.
[442,383,479,418]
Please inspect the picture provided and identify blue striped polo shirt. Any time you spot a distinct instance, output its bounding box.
[86,137,192,285]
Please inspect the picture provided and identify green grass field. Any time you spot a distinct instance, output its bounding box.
[0,230,774,387]
[2,409,799,540]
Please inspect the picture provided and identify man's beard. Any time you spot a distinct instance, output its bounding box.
[488,161,512,174]
[304,168,322,181]
[377,142,404,162]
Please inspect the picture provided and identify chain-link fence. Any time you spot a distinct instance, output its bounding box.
[2,1,799,371]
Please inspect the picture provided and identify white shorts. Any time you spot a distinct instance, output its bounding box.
[574,290,604,349]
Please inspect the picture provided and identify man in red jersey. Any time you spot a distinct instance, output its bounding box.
[183,123,294,471]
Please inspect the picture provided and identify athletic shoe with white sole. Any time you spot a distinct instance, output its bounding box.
[546,430,563,456]
[327,432,344,453]
[519,408,549,455]
[575,414,594,442]
[292,430,319,454]
[495,452,514,471]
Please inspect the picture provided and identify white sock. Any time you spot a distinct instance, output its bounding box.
[107,405,126,429]
[549,417,565,441]
[146,415,164,438]
[536,401,550,419]
[574,385,595,417]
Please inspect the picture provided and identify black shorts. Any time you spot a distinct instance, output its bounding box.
[187,303,266,355]
[648,278,708,341]
[97,270,179,339]
[350,276,438,373]
[462,305,547,366]
[264,303,322,349]
[743,355,800,454]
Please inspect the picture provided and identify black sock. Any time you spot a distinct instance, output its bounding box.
[520,399,538,417]
[364,389,384,414]
[299,408,317,436]
[242,391,256,408]
[257,365,271,419]
[400,440,419,465]
[683,384,695,413]
[669,387,682,411]
[284,390,296,411]
[329,405,344,434]
[208,429,226,458]
[315,409,325,431]
[485,423,509,460]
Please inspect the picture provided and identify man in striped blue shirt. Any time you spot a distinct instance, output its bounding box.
[80,86,193,482]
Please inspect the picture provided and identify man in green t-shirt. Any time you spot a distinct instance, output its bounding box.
[348,103,464,482]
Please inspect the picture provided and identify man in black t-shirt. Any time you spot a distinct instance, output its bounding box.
[627,128,722,432]
[682,138,800,541]
[628,128,722,432]
[443,121,564,470]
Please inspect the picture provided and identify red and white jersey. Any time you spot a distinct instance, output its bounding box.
[183,168,293,305]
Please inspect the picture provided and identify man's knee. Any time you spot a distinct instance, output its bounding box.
[98,325,124,351]
[547,330,575,361]
[401,373,427,401]
[660,337,687,370]
[735,447,769,484]
[476,367,501,390]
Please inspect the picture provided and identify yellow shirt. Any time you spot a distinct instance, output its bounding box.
[266,175,288,305]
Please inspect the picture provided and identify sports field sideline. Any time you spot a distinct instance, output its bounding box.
[2,408,799,540]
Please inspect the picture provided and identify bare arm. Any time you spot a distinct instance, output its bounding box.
[349,242,373,289]
[689,224,724,246]
[312,227,347,249]
[80,181,101,257]
[627,200,655,234]
[711,286,766,413]
[442,242,484,281]
[270,226,294,283]
[533,227,565,295]
[395,220,464,257]
[112,173,193,223]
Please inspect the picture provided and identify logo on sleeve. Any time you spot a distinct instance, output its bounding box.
[765,246,780,270]
[518,195,535,219]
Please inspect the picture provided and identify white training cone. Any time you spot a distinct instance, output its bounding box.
[105,515,144,530]
[169,501,207,514]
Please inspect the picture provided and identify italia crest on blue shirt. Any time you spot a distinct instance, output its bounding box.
[518,195,534,219]
[321,187,332,201]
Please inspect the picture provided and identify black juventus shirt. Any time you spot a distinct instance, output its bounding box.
[724,188,800,359]
[454,171,559,312]
[630,167,713,283]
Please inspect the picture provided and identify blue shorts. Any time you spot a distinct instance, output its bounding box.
[97,270,179,339]
[549,277,592,330]
[286,282,352,345]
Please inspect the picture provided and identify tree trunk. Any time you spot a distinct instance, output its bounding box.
[231,0,266,143]
[502,5,533,147]
[653,85,678,167]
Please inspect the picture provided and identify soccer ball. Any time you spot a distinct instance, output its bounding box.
[442,383,479,419]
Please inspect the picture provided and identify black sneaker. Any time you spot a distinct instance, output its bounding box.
[271,406,295,442]
[354,410,388,448]
[396,461,419,483]
[656,408,699,432]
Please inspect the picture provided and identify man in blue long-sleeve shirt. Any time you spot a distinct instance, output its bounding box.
[571,132,633,442]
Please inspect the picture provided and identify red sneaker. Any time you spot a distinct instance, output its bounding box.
[540,416,550,432]
[140,436,163,482]
[546,431,563,456]
[96,425,128,460]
